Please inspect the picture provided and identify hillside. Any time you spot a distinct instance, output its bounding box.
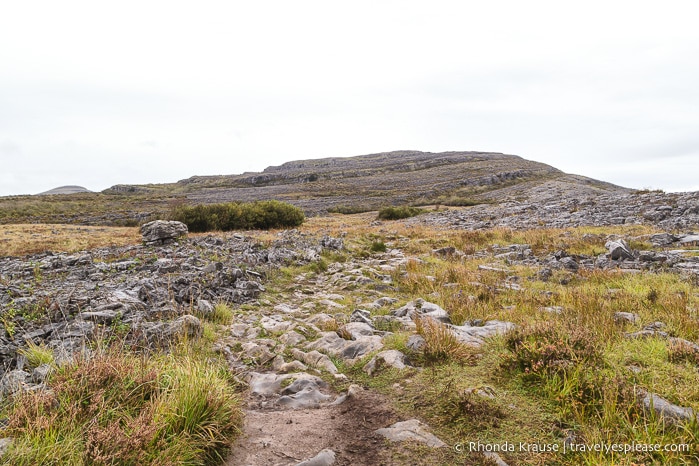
[0,151,628,225]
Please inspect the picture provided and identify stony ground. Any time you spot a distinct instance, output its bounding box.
[2,202,699,464]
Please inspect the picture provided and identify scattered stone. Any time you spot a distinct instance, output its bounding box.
[306,332,383,362]
[637,390,697,425]
[363,350,409,376]
[0,370,29,398]
[406,334,426,351]
[295,448,336,466]
[290,349,338,374]
[391,299,451,324]
[449,320,516,347]
[338,322,375,339]
[606,239,634,260]
[31,364,52,384]
[614,312,640,324]
[349,309,373,325]
[375,419,446,448]
[320,235,344,250]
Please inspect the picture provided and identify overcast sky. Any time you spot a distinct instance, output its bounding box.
[1,1,698,196]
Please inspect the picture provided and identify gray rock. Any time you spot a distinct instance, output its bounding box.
[406,334,426,351]
[338,322,375,339]
[0,370,29,398]
[80,310,119,324]
[349,309,373,325]
[306,332,383,362]
[260,316,295,333]
[57,320,96,339]
[638,390,696,425]
[280,330,307,346]
[295,449,336,466]
[230,323,249,338]
[196,299,214,315]
[363,350,408,376]
[449,320,516,347]
[650,233,678,247]
[291,349,338,374]
[606,239,634,260]
[375,419,446,448]
[320,235,344,250]
[614,312,640,324]
[276,376,333,409]
[140,220,188,245]
[391,299,451,324]
[558,256,579,271]
[142,315,202,344]
[247,372,294,396]
[31,363,52,384]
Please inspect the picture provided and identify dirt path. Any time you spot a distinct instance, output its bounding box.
[227,389,399,466]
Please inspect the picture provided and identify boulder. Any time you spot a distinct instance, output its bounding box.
[637,390,696,425]
[363,350,408,376]
[449,320,516,347]
[140,220,188,245]
[391,299,451,324]
[605,239,634,260]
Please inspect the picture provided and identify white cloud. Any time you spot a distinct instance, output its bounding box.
[1,1,698,195]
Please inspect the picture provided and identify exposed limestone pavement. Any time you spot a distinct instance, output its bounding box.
[2,206,699,464]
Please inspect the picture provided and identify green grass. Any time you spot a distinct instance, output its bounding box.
[18,342,55,369]
[1,344,242,465]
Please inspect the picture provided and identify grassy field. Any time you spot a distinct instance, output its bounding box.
[2,215,698,464]
[0,224,141,257]
[273,217,699,464]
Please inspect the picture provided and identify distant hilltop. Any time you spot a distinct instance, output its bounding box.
[37,185,92,195]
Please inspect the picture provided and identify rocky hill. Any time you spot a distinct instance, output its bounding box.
[144,150,630,213]
[1,151,631,225]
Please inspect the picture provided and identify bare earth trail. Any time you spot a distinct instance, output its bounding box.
[222,236,457,466]
[227,390,399,466]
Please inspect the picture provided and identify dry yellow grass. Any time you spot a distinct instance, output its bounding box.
[0,224,140,257]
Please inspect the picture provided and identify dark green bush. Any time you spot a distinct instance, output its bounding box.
[170,200,304,232]
[377,206,424,220]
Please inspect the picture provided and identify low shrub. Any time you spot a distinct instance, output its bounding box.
[501,321,601,378]
[668,340,699,366]
[170,200,304,232]
[370,241,387,253]
[377,206,424,220]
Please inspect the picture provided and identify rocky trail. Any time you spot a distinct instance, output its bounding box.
[221,236,451,465]
[2,209,699,464]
